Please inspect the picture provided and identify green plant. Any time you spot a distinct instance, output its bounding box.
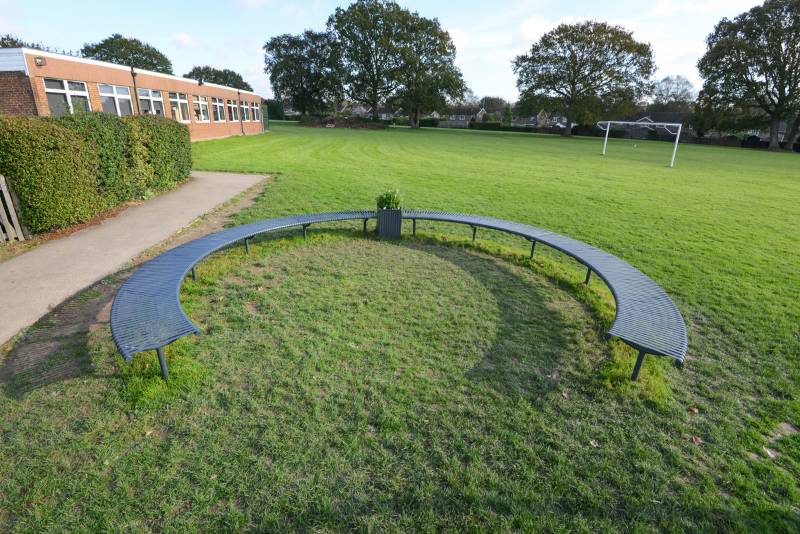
[0,116,108,233]
[126,114,192,193]
[376,189,402,209]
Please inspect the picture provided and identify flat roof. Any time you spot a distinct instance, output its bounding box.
[12,48,262,98]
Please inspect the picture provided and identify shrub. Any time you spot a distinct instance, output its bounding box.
[419,117,439,127]
[127,114,191,194]
[376,189,402,210]
[0,116,108,233]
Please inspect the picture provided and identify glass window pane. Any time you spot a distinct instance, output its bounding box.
[101,96,118,114]
[140,99,152,113]
[151,90,162,98]
[67,81,86,92]
[152,101,164,115]
[71,95,90,113]
[169,92,178,100]
[44,78,63,90]
[171,104,181,121]
[99,84,114,94]
[118,98,132,116]
[137,88,149,97]
[180,102,190,120]
[47,93,69,116]
[116,86,130,95]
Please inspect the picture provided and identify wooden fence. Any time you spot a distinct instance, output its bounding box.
[0,175,26,243]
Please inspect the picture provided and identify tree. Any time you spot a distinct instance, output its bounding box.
[328,0,406,120]
[264,31,342,116]
[698,0,800,150]
[0,34,41,49]
[184,66,253,91]
[650,75,695,112]
[513,21,654,136]
[264,99,285,120]
[479,96,508,113]
[81,34,173,74]
[391,11,465,127]
[503,104,513,125]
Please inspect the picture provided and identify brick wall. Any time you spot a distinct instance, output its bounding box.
[0,72,37,116]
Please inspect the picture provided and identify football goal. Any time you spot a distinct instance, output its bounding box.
[597,117,683,168]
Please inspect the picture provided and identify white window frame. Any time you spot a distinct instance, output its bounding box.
[252,102,260,122]
[193,95,210,123]
[169,92,191,123]
[137,88,164,116]
[98,84,133,116]
[212,97,226,122]
[240,101,250,121]
[43,78,91,115]
[227,99,238,122]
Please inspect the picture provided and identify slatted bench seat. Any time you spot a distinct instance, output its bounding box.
[111,210,687,381]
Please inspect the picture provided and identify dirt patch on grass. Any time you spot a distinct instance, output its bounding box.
[0,176,270,397]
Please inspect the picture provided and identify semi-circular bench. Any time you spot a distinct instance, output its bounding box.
[111,210,687,381]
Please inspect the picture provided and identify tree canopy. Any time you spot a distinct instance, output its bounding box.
[513,21,654,136]
[0,34,42,49]
[327,0,406,119]
[184,66,253,91]
[650,75,695,112]
[698,0,800,150]
[391,11,465,127]
[264,31,341,115]
[81,34,173,74]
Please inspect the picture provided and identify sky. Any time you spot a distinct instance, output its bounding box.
[0,0,762,101]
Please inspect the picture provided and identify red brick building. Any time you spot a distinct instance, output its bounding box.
[0,48,264,141]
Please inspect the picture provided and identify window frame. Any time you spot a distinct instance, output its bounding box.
[251,102,260,122]
[240,101,249,122]
[227,99,238,122]
[212,97,226,122]
[137,88,164,116]
[43,78,91,116]
[98,83,133,116]
[169,92,191,123]
[192,95,210,123]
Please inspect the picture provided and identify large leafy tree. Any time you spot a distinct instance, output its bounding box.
[328,0,406,119]
[264,31,341,115]
[698,0,800,150]
[392,11,465,127]
[81,34,173,74]
[513,21,654,136]
[184,66,253,91]
[650,75,695,112]
[0,34,43,49]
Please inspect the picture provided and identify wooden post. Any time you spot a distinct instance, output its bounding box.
[0,175,25,241]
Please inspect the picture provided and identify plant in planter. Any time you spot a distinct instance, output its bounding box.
[376,189,402,238]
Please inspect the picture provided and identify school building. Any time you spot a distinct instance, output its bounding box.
[0,48,264,140]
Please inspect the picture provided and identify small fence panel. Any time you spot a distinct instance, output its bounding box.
[0,175,26,243]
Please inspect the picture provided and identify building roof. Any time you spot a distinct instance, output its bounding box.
[1,48,263,98]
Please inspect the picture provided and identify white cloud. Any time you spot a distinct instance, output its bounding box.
[172,32,194,48]
[651,0,758,17]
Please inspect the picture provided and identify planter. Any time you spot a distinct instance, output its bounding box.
[376,208,402,238]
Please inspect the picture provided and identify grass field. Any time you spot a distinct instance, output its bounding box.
[1,122,799,531]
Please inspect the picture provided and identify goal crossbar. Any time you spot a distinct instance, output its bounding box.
[597,117,683,167]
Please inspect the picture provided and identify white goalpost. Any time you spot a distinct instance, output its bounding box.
[597,117,683,168]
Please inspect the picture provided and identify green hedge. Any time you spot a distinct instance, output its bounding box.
[0,113,191,234]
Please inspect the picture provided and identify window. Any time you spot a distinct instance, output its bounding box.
[193,95,210,122]
[227,99,238,121]
[212,97,225,122]
[252,102,260,122]
[137,88,164,116]
[240,101,249,121]
[43,78,90,117]
[99,84,133,116]
[169,92,190,122]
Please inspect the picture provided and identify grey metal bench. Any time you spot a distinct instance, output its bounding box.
[111,210,687,381]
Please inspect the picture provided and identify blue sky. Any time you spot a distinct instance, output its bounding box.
[1,0,760,100]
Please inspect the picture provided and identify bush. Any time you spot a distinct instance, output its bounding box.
[376,189,402,210]
[0,116,108,233]
[419,117,439,127]
[0,113,191,234]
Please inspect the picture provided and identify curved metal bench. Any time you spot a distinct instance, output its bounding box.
[111,210,687,381]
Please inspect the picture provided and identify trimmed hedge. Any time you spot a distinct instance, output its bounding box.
[0,113,191,234]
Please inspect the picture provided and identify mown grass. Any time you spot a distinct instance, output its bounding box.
[0,122,798,531]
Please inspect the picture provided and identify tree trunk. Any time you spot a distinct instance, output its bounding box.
[768,115,782,151]
[783,113,800,152]
[412,108,420,128]
[561,110,573,137]
[371,91,379,121]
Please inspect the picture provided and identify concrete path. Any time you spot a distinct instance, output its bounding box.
[0,171,265,347]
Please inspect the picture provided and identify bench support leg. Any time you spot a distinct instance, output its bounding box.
[245,238,250,255]
[631,350,646,381]
[412,219,416,236]
[191,267,197,281]
[363,218,368,234]
[471,226,477,242]
[584,268,592,285]
[156,347,169,380]
[302,224,309,239]
[530,240,537,259]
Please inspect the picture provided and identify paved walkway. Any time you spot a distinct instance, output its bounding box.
[0,171,265,347]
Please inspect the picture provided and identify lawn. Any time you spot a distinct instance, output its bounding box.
[1,122,798,531]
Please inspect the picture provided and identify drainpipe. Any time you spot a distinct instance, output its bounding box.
[238,89,244,135]
[130,66,140,114]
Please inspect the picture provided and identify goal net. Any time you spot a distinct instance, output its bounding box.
[597,117,683,168]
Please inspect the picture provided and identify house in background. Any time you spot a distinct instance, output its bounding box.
[0,48,264,141]
[439,106,484,128]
